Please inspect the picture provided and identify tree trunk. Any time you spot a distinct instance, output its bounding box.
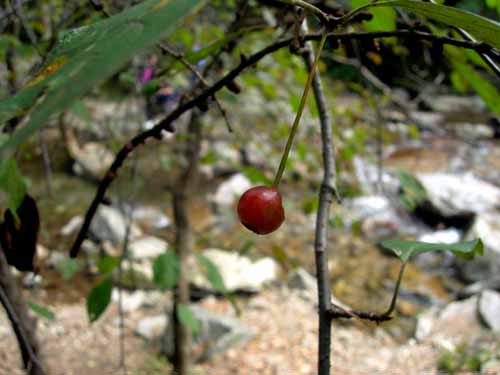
[171,110,203,375]
[0,246,45,375]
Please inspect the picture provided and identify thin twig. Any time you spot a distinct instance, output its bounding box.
[38,128,53,198]
[69,29,493,258]
[327,303,393,323]
[277,0,333,25]
[116,147,141,374]
[0,286,46,375]
[158,42,233,133]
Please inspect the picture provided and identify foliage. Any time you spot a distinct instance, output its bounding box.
[153,250,179,290]
[397,170,427,211]
[0,157,26,215]
[87,277,113,323]
[27,301,56,321]
[438,343,493,373]
[176,303,201,335]
[0,0,204,154]
[380,238,484,263]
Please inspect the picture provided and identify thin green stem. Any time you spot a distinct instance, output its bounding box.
[278,0,330,24]
[382,260,407,317]
[272,32,327,188]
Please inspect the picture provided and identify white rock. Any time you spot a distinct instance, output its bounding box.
[212,173,251,207]
[190,248,280,293]
[112,290,145,313]
[136,315,167,341]
[417,173,500,216]
[344,195,397,224]
[424,95,485,114]
[418,228,461,244]
[460,211,500,282]
[60,215,83,236]
[22,273,42,288]
[90,205,142,244]
[478,290,500,332]
[72,143,114,180]
[415,295,483,346]
[129,236,168,259]
[352,157,400,195]
[131,206,170,230]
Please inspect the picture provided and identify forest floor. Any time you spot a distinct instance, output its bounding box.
[1,284,494,375]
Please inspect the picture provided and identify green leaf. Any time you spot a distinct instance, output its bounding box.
[369,0,500,50]
[242,166,271,185]
[397,170,427,211]
[0,0,205,153]
[351,0,397,31]
[153,251,179,290]
[0,157,27,213]
[27,301,55,321]
[176,303,200,335]
[452,61,500,114]
[380,238,484,263]
[87,277,113,323]
[55,257,82,280]
[196,254,226,293]
[97,255,120,275]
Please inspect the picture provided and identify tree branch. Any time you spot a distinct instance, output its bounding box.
[69,29,494,258]
[0,248,45,375]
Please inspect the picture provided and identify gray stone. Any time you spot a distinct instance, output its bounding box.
[129,236,168,259]
[90,205,142,244]
[409,111,445,129]
[482,359,500,374]
[135,315,167,341]
[415,296,484,347]
[288,268,317,293]
[352,157,400,195]
[131,206,170,230]
[60,215,83,236]
[211,173,251,207]
[417,173,500,216]
[72,142,114,180]
[418,228,461,244]
[453,123,495,140]
[112,290,146,313]
[478,290,500,332]
[190,249,280,293]
[423,95,486,114]
[22,273,42,288]
[163,305,255,361]
[459,211,500,283]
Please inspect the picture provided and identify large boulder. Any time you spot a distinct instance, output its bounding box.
[416,173,500,217]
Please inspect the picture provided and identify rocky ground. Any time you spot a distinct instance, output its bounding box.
[1,270,499,375]
[1,92,500,375]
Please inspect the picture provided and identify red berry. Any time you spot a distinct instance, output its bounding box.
[237,186,285,234]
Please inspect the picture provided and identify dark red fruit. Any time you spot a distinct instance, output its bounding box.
[237,186,285,235]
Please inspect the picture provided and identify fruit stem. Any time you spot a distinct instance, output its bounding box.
[272,32,328,188]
